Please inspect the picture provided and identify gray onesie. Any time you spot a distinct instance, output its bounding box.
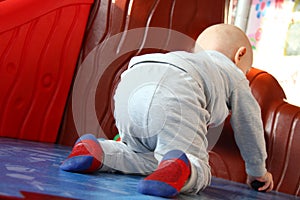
[98,50,267,194]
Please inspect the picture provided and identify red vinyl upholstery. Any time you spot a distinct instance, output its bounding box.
[0,0,93,142]
[58,0,227,144]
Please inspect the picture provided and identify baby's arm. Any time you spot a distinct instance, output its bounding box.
[229,80,274,191]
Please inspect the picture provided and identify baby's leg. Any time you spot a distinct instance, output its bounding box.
[98,139,158,174]
[60,134,158,174]
[149,102,212,195]
[135,65,212,196]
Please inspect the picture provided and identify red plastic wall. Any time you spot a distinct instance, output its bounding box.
[0,0,94,143]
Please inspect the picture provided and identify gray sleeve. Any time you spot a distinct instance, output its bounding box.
[229,79,267,177]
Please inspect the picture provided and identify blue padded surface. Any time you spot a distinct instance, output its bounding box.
[0,138,298,200]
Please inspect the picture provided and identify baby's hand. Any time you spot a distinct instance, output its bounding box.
[247,172,274,192]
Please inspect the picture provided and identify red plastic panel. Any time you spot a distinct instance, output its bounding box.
[0,0,94,143]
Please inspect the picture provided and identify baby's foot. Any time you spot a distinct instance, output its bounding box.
[137,150,191,198]
[60,134,103,173]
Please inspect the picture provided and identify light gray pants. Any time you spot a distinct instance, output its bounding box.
[99,63,211,194]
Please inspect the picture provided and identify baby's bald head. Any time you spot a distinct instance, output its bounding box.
[195,24,253,74]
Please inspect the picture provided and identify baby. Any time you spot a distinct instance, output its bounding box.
[60,24,274,198]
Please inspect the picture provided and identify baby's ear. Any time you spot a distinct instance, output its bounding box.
[233,46,250,74]
[234,46,247,64]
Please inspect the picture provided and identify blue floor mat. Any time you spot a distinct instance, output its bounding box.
[0,138,298,200]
